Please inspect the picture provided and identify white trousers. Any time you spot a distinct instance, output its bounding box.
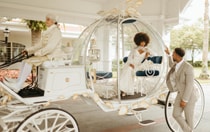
[16,62,32,89]
[173,93,196,132]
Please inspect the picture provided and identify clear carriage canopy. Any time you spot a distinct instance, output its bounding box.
[71,16,168,98]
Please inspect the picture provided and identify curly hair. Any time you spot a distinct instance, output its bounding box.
[133,32,150,46]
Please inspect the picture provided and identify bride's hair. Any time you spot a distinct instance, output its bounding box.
[134,32,150,46]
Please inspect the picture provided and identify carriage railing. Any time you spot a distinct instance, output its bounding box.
[0,42,25,63]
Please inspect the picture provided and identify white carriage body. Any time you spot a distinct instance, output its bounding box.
[0,16,169,131]
[38,65,87,99]
[0,64,88,104]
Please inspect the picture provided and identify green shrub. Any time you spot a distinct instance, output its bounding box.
[188,61,209,67]
[193,61,202,67]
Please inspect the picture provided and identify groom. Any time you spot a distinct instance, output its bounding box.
[165,47,198,132]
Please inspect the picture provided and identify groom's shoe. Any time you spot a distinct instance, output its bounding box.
[3,79,20,93]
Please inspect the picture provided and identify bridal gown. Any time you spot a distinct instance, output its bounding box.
[119,46,147,95]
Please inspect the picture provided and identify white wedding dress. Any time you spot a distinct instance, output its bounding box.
[119,46,147,95]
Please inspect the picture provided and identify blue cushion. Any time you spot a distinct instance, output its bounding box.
[136,70,159,76]
[123,56,162,64]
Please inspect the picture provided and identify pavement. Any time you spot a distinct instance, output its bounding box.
[51,82,210,132]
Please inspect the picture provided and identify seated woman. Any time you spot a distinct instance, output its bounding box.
[3,13,62,92]
[119,32,151,96]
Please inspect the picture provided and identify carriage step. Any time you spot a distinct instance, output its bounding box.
[121,92,146,100]
[157,99,166,106]
[126,107,147,116]
[139,120,156,126]
[157,99,172,107]
[133,107,147,112]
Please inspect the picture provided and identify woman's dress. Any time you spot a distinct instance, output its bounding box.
[119,47,147,95]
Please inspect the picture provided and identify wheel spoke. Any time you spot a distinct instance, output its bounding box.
[24,124,38,132]
[50,113,60,132]
[16,108,79,132]
[32,119,41,131]
[56,118,70,132]
[45,112,48,131]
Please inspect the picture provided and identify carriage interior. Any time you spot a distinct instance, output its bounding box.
[71,17,168,101]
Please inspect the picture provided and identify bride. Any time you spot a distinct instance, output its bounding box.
[119,32,151,96]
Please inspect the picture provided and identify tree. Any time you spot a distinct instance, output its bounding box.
[200,0,209,79]
[170,25,203,49]
[170,24,203,64]
[25,20,46,46]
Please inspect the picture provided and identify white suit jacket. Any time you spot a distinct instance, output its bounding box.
[26,24,62,59]
[166,56,197,102]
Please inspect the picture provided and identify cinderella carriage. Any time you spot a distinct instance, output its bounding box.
[0,4,204,132]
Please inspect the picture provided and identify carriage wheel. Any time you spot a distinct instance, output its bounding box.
[164,80,205,132]
[3,121,20,132]
[15,108,79,132]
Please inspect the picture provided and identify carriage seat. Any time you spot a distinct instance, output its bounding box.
[42,60,71,68]
[136,56,162,77]
[127,56,162,97]
[123,56,162,77]
[41,54,72,68]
